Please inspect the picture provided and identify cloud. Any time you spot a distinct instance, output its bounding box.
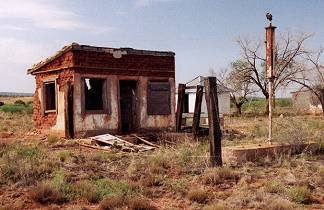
[0,37,49,64]
[0,0,111,33]
[0,37,57,92]
[134,0,176,8]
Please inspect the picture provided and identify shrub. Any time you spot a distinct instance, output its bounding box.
[14,100,26,106]
[73,178,137,202]
[30,181,63,204]
[51,170,71,201]
[264,180,285,194]
[57,150,71,162]
[95,178,136,199]
[264,198,294,210]
[73,180,100,203]
[127,196,157,210]
[141,174,164,187]
[187,188,209,204]
[0,102,4,107]
[48,135,60,144]
[202,203,226,210]
[0,104,27,114]
[202,167,239,185]
[99,195,125,210]
[163,178,188,195]
[274,118,308,148]
[286,186,311,204]
[148,149,173,174]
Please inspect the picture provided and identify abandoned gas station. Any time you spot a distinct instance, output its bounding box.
[28,43,176,138]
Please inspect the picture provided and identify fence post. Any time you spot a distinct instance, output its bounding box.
[176,83,186,132]
[204,77,222,167]
[192,85,203,138]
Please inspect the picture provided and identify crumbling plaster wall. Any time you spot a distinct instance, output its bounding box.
[33,69,74,136]
[73,72,175,137]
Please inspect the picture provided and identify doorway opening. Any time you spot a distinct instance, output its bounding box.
[119,80,138,133]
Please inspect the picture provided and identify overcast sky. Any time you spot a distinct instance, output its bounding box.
[1,0,324,96]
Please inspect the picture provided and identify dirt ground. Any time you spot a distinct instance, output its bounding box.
[0,107,323,210]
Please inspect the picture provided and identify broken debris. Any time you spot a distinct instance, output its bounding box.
[77,133,156,152]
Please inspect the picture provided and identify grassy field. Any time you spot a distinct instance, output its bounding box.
[0,98,323,209]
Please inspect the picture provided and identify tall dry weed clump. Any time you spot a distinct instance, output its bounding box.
[274,117,308,149]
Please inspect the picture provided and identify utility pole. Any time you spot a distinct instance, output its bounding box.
[265,13,276,145]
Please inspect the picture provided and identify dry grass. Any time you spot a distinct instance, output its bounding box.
[202,166,240,185]
[0,102,323,209]
[0,96,33,104]
[286,186,311,204]
[264,198,295,210]
[264,180,285,194]
[187,188,209,204]
[30,181,64,204]
[127,196,157,210]
[99,195,125,210]
[202,203,226,210]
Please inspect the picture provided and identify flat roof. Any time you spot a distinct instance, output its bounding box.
[28,43,175,74]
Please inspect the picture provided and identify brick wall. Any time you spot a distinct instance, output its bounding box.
[40,51,74,71]
[72,50,175,78]
[33,70,74,129]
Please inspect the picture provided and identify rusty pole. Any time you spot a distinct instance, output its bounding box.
[265,13,276,145]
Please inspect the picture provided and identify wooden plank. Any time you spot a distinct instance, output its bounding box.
[90,134,156,152]
[77,142,111,151]
[131,134,159,148]
[176,83,186,132]
[204,77,222,167]
[192,85,203,138]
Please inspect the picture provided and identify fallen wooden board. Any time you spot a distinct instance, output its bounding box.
[131,134,159,148]
[90,134,155,152]
[76,142,111,151]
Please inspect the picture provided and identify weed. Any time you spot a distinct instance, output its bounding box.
[48,135,59,144]
[141,174,164,187]
[73,180,100,203]
[274,117,308,148]
[57,150,71,162]
[187,188,209,204]
[148,149,173,174]
[51,170,71,201]
[264,198,294,210]
[99,195,125,210]
[14,100,26,106]
[286,186,311,204]
[0,143,57,185]
[264,180,285,194]
[202,167,239,185]
[253,124,268,138]
[202,203,226,210]
[30,181,63,204]
[73,178,138,202]
[0,103,32,114]
[127,196,157,210]
[163,178,188,195]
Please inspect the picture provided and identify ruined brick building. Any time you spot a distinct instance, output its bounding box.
[28,43,176,138]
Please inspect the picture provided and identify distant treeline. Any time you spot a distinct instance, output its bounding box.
[0,92,33,97]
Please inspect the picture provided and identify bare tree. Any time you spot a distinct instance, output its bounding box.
[289,49,324,116]
[236,32,312,112]
[226,61,256,115]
